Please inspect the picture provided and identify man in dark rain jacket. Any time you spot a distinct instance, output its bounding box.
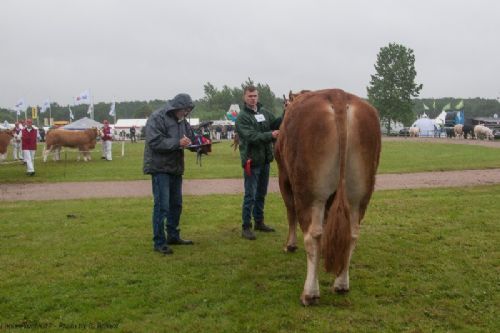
[143,93,196,255]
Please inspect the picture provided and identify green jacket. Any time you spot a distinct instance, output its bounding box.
[235,103,282,167]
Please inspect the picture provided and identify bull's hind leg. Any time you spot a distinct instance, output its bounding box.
[300,204,324,306]
[333,208,360,293]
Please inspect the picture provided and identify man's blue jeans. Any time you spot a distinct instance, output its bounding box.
[242,163,270,229]
[151,173,183,249]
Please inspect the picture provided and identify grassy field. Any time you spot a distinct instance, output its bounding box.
[0,186,498,332]
[1,139,499,184]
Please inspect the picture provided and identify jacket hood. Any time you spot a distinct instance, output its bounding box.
[165,93,195,112]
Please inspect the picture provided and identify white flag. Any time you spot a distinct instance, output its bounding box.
[109,101,116,117]
[75,90,90,105]
[69,106,74,120]
[87,103,94,115]
[14,98,26,112]
[40,99,50,113]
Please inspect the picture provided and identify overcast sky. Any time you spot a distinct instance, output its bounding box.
[1,0,499,108]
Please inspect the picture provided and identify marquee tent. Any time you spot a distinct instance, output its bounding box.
[411,117,437,137]
[62,117,103,130]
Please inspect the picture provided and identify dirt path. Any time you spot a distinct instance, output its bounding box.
[2,137,499,201]
[1,169,500,201]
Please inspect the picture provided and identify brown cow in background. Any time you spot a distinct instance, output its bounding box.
[275,89,381,306]
[43,128,99,162]
[0,130,13,162]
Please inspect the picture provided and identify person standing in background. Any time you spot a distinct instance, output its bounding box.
[130,126,137,143]
[101,120,113,161]
[12,121,23,160]
[22,119,37,176]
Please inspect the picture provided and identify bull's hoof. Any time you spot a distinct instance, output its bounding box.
[333,286,350,294]
[285,245,298,253]
[300,293,320,306]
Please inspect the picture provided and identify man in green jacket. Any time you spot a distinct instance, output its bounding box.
[236,85,282,240]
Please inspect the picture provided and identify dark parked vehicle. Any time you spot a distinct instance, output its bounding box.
[398,127,410,137]
[494,129,500,140]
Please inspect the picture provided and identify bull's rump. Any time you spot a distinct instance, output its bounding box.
[45,129,95,148]
[277,89,381,207]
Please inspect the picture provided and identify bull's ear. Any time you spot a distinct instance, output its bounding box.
[288,90,294,102]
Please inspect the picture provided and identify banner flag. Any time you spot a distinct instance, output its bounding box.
[109,101,116,117]
[455,100,464,109]
[69,106,74,120]
[442,103,451,111]
[87,103,94,115]
[40,99,50,113]
[75,90,90,105]
[14,98,26,112]
[423,103,429,110]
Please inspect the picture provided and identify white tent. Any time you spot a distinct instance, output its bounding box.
[62,117,102,130]
[114,119,148,129]
[412,116,437,137]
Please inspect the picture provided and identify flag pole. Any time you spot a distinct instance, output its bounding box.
[48,97,52,126]
[90,89,94,120]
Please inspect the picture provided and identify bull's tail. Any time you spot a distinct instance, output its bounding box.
[323,98,352,275]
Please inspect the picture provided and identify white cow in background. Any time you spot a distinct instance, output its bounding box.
[454,124,464,139]
[474,125,494,140]
[409,127,420,137]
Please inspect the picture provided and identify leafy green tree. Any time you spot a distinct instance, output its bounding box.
[367,43,423,133]
[134,104,153,118]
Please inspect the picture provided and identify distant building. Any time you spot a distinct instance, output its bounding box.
[113,118,200,140]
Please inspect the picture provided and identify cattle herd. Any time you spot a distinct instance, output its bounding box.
[0,127,101,162]
[407,123,495,139]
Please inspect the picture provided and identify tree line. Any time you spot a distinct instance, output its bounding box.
[1,73,499,126]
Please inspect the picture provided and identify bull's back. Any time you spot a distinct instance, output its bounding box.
[46,129,91,148]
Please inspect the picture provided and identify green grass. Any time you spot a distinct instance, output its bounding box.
[1,139,499,184]
[378,140,500,173]
[0,186,499,332]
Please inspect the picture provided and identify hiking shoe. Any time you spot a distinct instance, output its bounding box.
[154,245,173,255]
[166,237,194,245]
[241,228,256,240]
[254,221,275,232]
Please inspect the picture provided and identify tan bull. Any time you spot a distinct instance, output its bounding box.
[43,128,99,162]
[0,130,13,162]
[275,89,381,306]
